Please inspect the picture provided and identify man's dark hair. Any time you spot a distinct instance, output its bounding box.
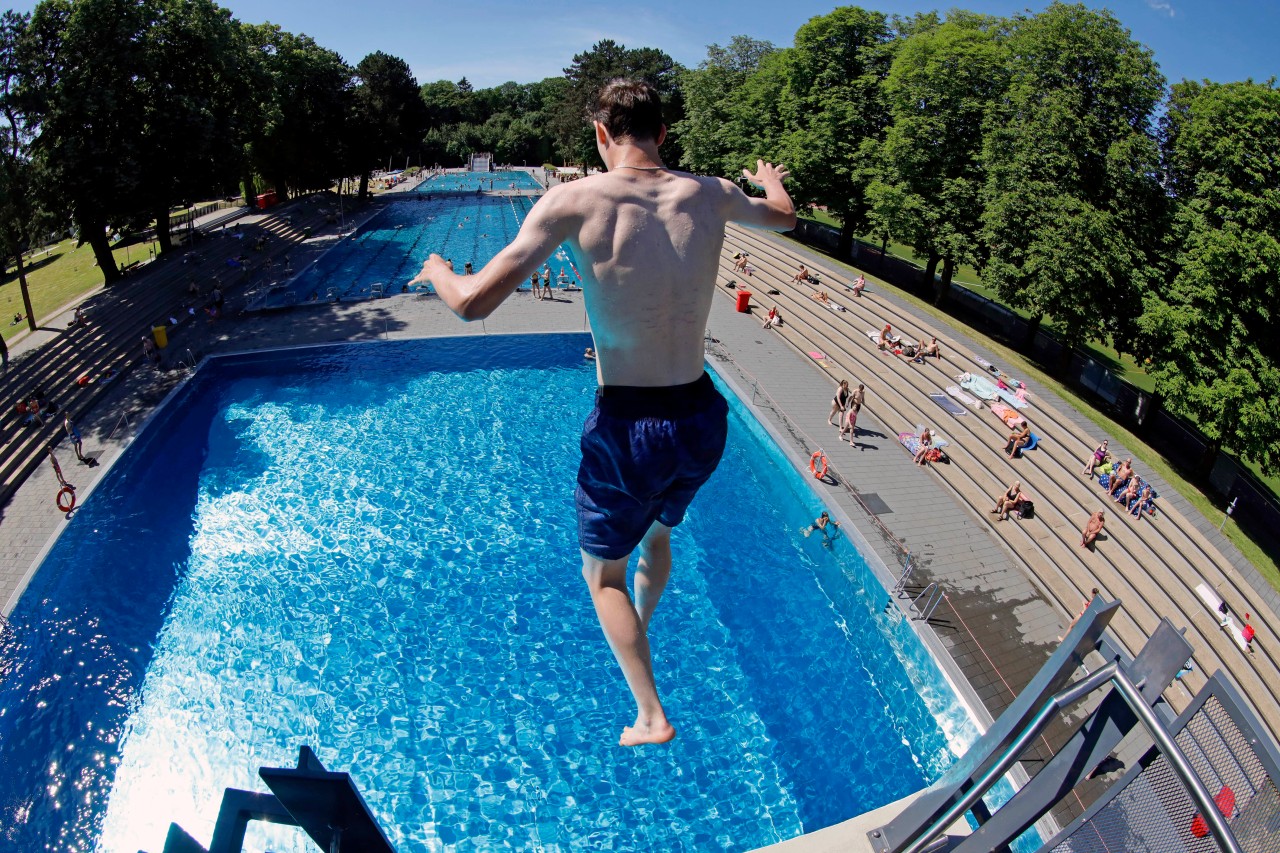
[590,79,664,142]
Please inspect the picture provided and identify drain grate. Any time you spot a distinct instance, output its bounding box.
[859,492,892,515]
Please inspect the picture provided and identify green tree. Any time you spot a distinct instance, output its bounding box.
[552,40,683,168]
[0,10,47,330]
[980,2,1166,360]
[778,6,894,256]
[867,13,1008,303]
[1139,79,1280,474]
[351,51,429,197]
[674,35,776,176]
[140,0,247,253]
[241,23,353,202]
[22,0,154,283]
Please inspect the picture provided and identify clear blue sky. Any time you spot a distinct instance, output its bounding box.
[10,0,1278,90]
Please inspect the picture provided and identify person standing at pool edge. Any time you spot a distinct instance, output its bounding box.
[409,79,796,746]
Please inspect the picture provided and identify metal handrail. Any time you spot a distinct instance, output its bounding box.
[899,661,1245,853]
[908,582,943,622]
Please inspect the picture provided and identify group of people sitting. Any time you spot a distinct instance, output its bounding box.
[14,386,58,427]
[1086,440,1157,518]
[876,323,942,363]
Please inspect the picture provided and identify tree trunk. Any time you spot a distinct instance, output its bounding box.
[83,219,122,284]
[935,257,955,306]
[1022,312,1042,351]
[14,251,36,331]
[358,169,370,200]
[837,219,855,260]
[922,254,940,296]
[155,206,173,255]
[1196,435,1222,482]
[270,175,289,203]
[242,171,256,207]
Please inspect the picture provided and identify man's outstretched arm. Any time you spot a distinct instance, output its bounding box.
[723,160,796,232]
[408,187,576,320]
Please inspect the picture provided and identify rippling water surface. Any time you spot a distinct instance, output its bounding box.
[0,334,971,852]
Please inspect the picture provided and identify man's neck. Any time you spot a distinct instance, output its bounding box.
[604,142,665,172]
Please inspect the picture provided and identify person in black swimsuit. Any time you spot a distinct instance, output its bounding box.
[829,379,852,428]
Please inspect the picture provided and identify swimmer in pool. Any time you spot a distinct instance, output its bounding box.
[410,79,795,747]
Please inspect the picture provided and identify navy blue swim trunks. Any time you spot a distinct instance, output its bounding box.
[576,371,729,560]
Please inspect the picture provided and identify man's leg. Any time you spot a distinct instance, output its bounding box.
[634,521,672,633]
[582,547,676,747]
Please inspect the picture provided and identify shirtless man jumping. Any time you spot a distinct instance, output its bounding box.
[409,79,795,746]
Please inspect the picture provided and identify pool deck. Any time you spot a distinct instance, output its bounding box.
[0,211,1274,848]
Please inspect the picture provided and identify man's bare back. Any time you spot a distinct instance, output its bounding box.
[409,79,794,748]
[411,160,793,387]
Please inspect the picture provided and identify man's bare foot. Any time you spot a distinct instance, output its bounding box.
[619,719,676,747]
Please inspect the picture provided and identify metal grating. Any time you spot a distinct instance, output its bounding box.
[1048,695,1280,853]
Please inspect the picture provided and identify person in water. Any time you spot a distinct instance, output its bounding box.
[410,79,795,746]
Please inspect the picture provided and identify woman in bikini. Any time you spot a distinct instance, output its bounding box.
[1082,439,1109,477]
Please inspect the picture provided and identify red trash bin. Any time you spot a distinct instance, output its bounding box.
[735,290,752,313]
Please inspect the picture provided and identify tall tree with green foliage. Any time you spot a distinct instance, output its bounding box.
[675,35,776,177]
[778,6,893,256]
[241,23,352,202]
[351,51,429,197]
[980,2,1166,360]
[551,39,683,168]
[1139,79,1280,474]
[867,12,1008,304]
[0,9,47,329]
[22,0,154,283]
[140,0,247,253]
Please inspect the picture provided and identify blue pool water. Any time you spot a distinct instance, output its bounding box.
[263,196,585,309]
[418,170,543,193]
[0,335,979,852]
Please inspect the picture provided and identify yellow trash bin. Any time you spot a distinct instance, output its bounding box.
[152,325,168,348]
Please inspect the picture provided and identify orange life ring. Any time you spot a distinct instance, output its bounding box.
[809,450,828,480]
[56,485,76,513]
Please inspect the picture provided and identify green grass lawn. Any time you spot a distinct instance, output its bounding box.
[2,237,156,341]
[786,229,1280,590]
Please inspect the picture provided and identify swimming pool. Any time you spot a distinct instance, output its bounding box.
[417,170,543,193]
[260,196,585,309]
[0,334,980,851]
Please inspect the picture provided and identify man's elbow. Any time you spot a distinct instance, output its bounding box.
[457,296,493,322]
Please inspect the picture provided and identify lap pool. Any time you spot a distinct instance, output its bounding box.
[0,334,980,851]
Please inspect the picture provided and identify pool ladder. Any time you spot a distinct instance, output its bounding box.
[887,558,944,622]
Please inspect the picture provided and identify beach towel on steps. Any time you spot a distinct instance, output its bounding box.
[990,402,1027,428]
[993,386,1029,410]
[946,385,983,409]
[959,372,1000,400]
[898,431,949,461]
